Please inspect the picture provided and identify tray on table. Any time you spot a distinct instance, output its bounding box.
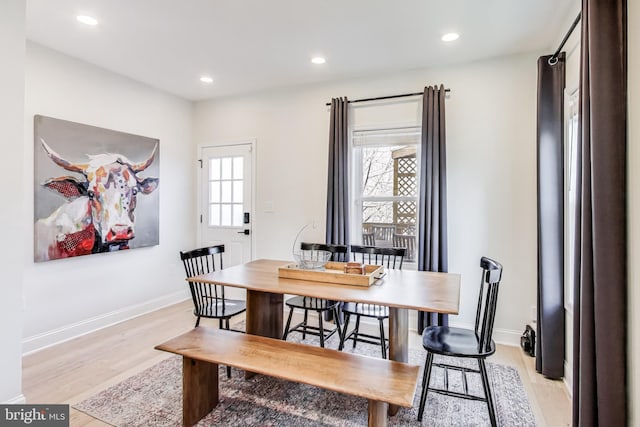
[278,261,384,287]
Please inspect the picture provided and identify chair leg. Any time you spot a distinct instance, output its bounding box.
[339,314,350,351]
[218,318,223,329]
[223,320,231,379]
[302,309,309,339]
[479,358,497,427]
[417,352,434,422]
[333,306,343,345]
[378,318,387,359]
[352,315,361,349]
[318,311,325,348]
[282,307,294,340]
[195,316,201,327]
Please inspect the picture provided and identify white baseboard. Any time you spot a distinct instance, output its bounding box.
[490,327,523,347]
[22,291,189,355]
[4,394,26,404]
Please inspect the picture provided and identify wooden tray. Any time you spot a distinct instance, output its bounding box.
[278,261,385,287]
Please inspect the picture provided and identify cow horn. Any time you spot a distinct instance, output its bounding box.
[41,139,87,174]
[130,142,158,172]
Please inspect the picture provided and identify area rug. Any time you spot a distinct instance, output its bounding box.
[74,329,536,426]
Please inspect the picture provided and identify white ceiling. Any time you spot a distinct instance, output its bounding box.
[26,0,576,101]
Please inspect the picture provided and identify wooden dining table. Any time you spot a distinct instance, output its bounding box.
[187,258,461,415]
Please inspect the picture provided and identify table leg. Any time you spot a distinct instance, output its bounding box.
[368,400,388,427]
[387,307,408,416]
[182,356,219,427]
[245,290,283,378]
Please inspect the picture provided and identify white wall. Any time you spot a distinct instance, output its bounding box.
[628,1,638,425]
[22,43,195,352]
[194,52,539,342]
[0,0,26,403]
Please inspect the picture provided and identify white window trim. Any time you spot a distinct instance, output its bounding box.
[564,87,579,314]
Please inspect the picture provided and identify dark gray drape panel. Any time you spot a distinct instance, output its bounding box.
[573,1,627,425]
[535,53,566,379]
[417,85,448,332]
[325,97,350,247]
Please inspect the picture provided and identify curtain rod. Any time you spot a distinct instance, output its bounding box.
[324,89,450,106]
[549,12,581,64]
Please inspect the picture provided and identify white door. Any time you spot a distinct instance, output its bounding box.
[199,143,253,268]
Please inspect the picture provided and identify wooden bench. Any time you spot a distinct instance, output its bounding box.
[155,327,420,427]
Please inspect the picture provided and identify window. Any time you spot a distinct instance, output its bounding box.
[351,127,420,261]
[208,156,244,227]
[565,89,579,310]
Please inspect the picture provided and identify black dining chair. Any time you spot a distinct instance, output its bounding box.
[282,243,348,348]
[338,245,405,359]
[180,244,247,377]
[417,256,503,426]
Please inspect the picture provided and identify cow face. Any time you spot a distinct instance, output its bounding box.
[41,139,159,251]
[84,154,159,248]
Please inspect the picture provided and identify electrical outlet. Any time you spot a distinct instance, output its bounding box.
[530,305,537,323]
[311,221,317,229]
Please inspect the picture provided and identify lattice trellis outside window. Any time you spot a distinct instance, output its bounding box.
[393,150,417,235]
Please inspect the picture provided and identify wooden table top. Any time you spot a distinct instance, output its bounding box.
[188,259,461,314]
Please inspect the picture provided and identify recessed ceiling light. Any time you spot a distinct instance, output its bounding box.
[441,32,460,42]
[200,76,213,84]
[311,57,326,65]
[76,15,98,26]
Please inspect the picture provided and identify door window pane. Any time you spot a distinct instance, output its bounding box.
[221,204,232,226]
[233,157,243,179]
[221,158,232,179]
[221,181,232,203]
[233,181,243,203]
[209,158,220,180]
[209,182,220,203]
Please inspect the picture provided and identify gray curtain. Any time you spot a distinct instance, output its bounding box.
[325,97,350,247]
[417,85,448,332]
[573,1,627,425]
[535,53,565,379]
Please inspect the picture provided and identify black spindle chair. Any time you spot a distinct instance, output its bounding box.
[180,245,247,377]
[417,257,503,426]
[338,245,405,359]
[282,243,348,348]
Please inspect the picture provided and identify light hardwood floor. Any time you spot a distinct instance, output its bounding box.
[22,300,571,426]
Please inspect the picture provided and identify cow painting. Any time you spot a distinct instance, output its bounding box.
[34,139,159,262]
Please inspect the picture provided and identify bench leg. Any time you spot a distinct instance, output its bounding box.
[246,290,283,379]
[368,400,388,427]
[387,307,408,416]
[182,356,219,427]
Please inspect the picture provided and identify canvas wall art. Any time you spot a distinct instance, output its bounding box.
[34,115,160,262]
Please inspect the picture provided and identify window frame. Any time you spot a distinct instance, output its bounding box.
[349,124,421,264]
